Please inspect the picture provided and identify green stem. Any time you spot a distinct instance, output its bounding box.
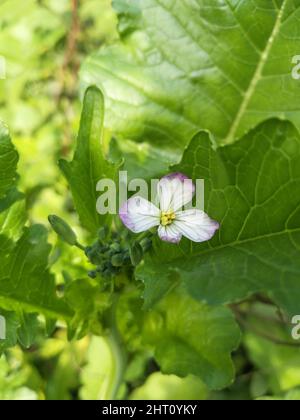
[104,295,127,400]
[136,230,153,243]
[233,308,300,348]
[75,241,85,251]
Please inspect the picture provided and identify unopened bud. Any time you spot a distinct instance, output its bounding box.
[48,215,77,246]
[111,253,124,267]
[88,270,97,279]
[110,242,121,253]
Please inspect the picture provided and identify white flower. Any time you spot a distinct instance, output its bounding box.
[119,172,219,244]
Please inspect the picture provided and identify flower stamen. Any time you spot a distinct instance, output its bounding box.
[160,210,176,226]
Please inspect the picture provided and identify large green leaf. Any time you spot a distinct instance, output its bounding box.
[143,291,240,390]
[0,123,18,199]
[60,86,119,236]
[0,225,72,320]
[81,0,300,150]
[136,119,300,316]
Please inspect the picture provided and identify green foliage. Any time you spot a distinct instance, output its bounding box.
[0,225,71,319]
[81,0,300,150]
[0,125,71,354]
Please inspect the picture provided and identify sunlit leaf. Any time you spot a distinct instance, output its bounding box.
[81,0,300,150]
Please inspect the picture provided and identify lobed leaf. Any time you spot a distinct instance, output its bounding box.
[60,86,119,236]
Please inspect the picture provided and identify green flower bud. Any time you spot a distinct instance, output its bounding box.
[48,215,77,246]
[102,250,112,259]
[110,242,121,253]
[111,253,124,267]
[87,248,102,265]
[129,241,144,266]
[88,270,97,279]
[123,253,131,265]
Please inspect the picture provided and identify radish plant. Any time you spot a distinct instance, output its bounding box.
[0,0,300,400]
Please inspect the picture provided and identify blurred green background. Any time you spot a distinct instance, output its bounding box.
[1,0,300,400]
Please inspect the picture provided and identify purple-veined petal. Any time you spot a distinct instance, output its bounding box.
[174,209,219,243]
[119,196,160,233]
[158,224,182,244]
[157,172,195,212]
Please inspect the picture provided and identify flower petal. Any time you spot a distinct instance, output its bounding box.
[119,196,160,233]
[174,209,219,243]
[158,172,195,212]
[158,224,182,244]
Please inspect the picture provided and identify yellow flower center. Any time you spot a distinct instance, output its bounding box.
[160,210,176,226]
